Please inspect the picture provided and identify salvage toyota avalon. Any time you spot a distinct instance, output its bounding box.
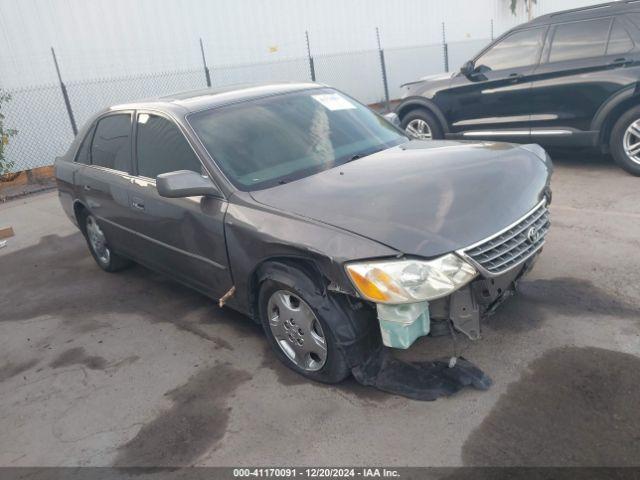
[56,83,552,386]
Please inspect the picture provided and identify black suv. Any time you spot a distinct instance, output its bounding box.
[396,0,640,175]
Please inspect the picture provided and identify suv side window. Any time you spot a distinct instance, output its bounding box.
[629,13,640,30]
[607,19,634,55]
[90,114,132,172]
[135,113,203,179]
[474,27,545,71]
[549,18,610,62]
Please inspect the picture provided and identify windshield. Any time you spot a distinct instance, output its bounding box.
[188,88,407,190]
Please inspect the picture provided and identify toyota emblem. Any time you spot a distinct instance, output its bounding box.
[527,226,540,244]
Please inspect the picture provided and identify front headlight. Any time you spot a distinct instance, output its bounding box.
[345,254,477,304]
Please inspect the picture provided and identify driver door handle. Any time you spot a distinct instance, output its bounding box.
[508,73,524,82]
[131,198,145,211]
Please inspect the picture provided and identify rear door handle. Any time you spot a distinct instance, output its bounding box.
[508,73,524,82]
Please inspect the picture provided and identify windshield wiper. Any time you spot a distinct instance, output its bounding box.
[348,148,383,163]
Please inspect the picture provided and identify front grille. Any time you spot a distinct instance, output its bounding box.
[462,201,550,276]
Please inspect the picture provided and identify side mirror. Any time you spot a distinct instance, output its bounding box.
[383,112,401,127]
[460,60,475,77]
[156,170,222,199]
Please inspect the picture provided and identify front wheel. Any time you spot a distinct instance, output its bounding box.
[259,277,350,384]
[401,108,443,140]
[610,105,640,176]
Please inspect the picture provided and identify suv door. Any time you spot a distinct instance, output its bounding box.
[527,16,638,145]
[77,112,138,258]
[124,111,232,298]
[444,26,547,141]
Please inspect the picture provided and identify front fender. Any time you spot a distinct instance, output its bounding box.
[395,96,450,133]
[222,199,399,318]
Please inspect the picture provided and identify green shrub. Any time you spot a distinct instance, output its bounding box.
[0,90,18,176]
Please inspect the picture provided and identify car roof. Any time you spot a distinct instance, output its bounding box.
[108,82,322,115]
[526,0,640,27]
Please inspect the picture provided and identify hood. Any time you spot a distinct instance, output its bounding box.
[401,72,453,91]
[420,72,454,82]
[250,140,552,259]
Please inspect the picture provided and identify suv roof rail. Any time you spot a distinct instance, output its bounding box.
[530,0,640,25]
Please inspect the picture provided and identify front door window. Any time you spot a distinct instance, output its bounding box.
[475,27,546,72]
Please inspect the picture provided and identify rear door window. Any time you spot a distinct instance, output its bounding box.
[549,18,611,62]
[607,19,634,55]
[90,114,132,172]
[135,113,203,179]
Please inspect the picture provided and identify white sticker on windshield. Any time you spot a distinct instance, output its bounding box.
[312,93,357,111]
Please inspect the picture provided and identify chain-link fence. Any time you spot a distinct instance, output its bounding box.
[1,36,488,174]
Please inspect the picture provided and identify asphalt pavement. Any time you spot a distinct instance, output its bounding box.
[0,151,639,467]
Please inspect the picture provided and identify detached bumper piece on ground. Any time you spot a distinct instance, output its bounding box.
[353,351,492,401]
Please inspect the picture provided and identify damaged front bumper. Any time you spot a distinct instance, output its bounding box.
[377,255,538,348]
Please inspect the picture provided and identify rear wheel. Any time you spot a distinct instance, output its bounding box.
[401,108,443,140]
[610,105,640,176]
[259,275,350,384]
[80,210,132,272]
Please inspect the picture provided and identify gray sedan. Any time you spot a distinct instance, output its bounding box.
[55,83,552,393]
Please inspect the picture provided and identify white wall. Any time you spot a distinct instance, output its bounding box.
[0,0,602,88]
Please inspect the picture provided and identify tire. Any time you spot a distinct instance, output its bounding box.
[401,108,443,140]
[610,105,640,176]
[79,210,132,272]
[258,275,350,384]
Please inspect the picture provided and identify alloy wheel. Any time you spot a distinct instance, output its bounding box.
[267,290,327,371]
[406,118,432,140]
[623,119,640,165]
[86,215,111,265]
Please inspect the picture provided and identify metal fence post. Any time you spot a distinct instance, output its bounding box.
[442,22,449,73]
[199,38,212,87]
[51,47,77,136]
[305,31,316,81]
[376,27,390,112]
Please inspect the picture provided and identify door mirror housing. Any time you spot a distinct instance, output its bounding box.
[460,60,475,77]
[156,170,222,198]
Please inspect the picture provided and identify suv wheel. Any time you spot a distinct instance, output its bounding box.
[610,105,640,176]
[401,108,443,140]
[80,211,132,272]
[259,275,350,384]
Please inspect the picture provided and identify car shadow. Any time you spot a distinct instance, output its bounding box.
[545,147,614,170]
[0,232,263,348]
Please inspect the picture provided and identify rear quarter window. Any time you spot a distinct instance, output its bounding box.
[74,126,94,164]
[628,13,640,30]
[607,19,634,55]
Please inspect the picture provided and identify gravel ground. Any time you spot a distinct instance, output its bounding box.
[0,151,639,467]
